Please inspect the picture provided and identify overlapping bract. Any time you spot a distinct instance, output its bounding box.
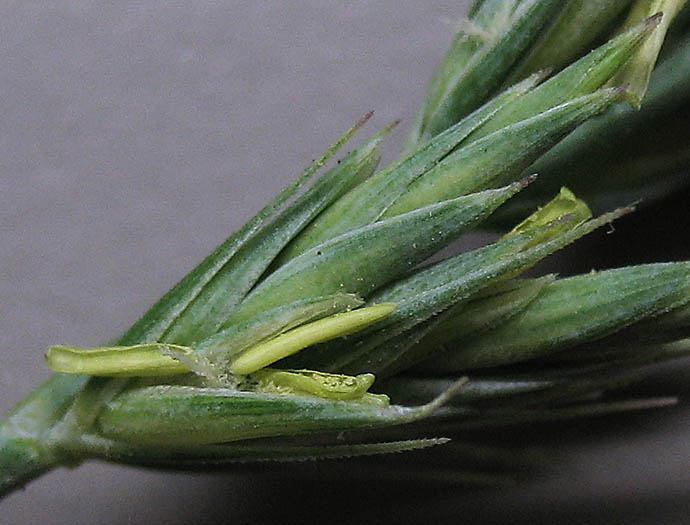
[2,1,690,495]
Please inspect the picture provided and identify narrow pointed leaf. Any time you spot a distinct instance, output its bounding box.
[95,379,467,446]
[224,181,529,328]
[117,114,371,345]
[424,0,563,139]
[367,207,622,333]
[283,74,542,260]
[0,117,379,490]
[473,16,661,139]
[162,127,386,345]
[80,436,451,466]
[419,275,556,349]
[409,0,530,147]
[293,205,628,374]
[595,297,690,346]
[422,262,690,372]
[386,88,622,215]
[610,1,688,108]
[506,0,636,83]
[504,31,690,220]
[337,219,625,377]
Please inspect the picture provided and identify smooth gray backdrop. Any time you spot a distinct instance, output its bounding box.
[2,2,689,523]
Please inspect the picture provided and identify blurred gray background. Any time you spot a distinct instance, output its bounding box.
[2,1,689,523]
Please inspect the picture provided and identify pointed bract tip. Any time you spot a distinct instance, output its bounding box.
[615,204,637,218]
[518,174,538,189]
[380,119,402,135]
[531,67,552,84]
[645,12,664,27]
[507,69,551,95]
[357,110,375,127]
[603,84,632,105]
[591,205,636,228]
